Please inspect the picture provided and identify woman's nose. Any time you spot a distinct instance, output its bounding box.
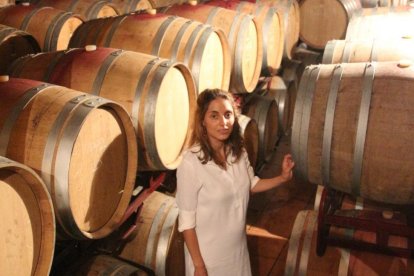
[220,116,228,127]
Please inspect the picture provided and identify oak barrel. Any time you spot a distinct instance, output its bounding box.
[0,156,55,276]
[323,38,414,64]
[0,3,83,51]
[239,114,259,169]
[260,76,290,136]
[164,2,262,93]
[282,59,301,131]
[0,24,40,74]
[31,0,119,20]
[286,200,414,275]
[291,61,414,204]
[9,47,196,171]
[256,0,300,59]
[107,0,152,13]
[150,0,187,8]
[242,94,278,169]
[117,191,185,276]
[206,0,284,75]
[0,0,13,7]
[69,13,231,94]
[346,7,414,41]
[299,0,361,49]
[0,77,137,239]
[66,255,150,275]
[360,0,408,8]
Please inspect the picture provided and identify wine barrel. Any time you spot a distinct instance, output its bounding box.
[0,0,13,7]
[239,114,259,169]
[8,47,196,171]
[390,0,409,6]
[0,156,55,276]
[0,24,40,74]
[0,3,83,51]
[260,76,290,136]
[257,0,300,60]
[323,38,414,64]
[205,0,284,75]
[150,0,187,8]
[360,0,386,7]
[291,61,414,204]
[299,0,361,49]
[360,0,408,8]
[69,13,231,94]
[117,191,185,276]
[242,94,278,168]
[31,0,119,20]
[0,77,137,239]
[66,255,150,275]
[346,7,414,41]
[282,59,301,131]
[164,2,262,93]
[107,0,152,13]
[285,204,414,275]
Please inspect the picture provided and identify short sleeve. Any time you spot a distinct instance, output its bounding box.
[176,155,202,232]
[243,150,260,189]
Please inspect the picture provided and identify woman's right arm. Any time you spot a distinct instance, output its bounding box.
[182,228,208,276]
[176,155,207,275]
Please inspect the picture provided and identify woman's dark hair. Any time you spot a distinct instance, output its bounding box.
[191,88,244,168]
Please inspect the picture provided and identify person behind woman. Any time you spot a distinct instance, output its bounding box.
[176,89,294,276]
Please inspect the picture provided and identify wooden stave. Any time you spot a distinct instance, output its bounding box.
[68,13,231,94]
[116,191,185,276]
[322,38,414,64]
[242,94,279,169]
[8,47,197,171]
[299,0,362,49]
[30,0,119,20]
[361,0,409,8]
[0,4,83,51]
[0,156,55,276]
[0,77,138,239]
[65,254,150,276]
[238,113,259,169]
[262,75,290,137]
[0,24,41,74]
[205,0,284,75]
[285,209,414,276]
[346,7,414,42]
[163,3,263,93]
[291,61,414,205]
[258,0,300,60]
[107,0,153,14]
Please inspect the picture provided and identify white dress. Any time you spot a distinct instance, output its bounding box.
[176,146,260,276]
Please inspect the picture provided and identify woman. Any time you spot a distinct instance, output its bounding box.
[176,89,294,276]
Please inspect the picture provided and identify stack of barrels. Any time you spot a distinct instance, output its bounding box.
[287,0,414,274]
[0,0,301,274]
[4,0,414,274]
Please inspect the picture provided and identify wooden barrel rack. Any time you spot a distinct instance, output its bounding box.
[316,187,414,259]
[51,172,167,275]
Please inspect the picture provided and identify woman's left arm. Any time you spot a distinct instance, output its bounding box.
[250,154,295,193]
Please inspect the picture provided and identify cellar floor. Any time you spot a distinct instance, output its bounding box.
[246,133,317,276]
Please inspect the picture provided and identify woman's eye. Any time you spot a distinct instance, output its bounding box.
[225,112,233,119]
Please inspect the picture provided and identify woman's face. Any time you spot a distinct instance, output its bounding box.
[203,98,235,147]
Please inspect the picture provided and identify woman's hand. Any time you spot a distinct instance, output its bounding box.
[280,154,295,182]
[194,265,208,276]
[250,154,295,193]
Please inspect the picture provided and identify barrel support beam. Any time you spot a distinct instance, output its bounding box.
[316,187,414,259]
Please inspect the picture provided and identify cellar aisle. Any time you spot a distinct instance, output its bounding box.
[246,134,317,276]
